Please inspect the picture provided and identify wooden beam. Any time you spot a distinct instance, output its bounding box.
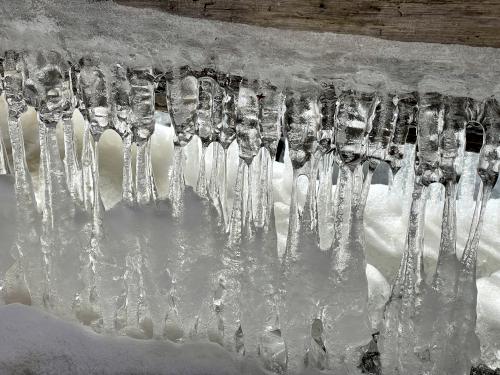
[115,0,500,48]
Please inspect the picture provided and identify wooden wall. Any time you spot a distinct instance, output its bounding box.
[115,0,500,48]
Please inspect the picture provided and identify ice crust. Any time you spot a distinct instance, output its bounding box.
[1,0,500,98]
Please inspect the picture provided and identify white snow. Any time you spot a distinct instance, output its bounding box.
[0,304,267,375]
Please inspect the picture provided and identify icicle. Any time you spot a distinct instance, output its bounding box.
[1,51,41,307]
[368,92,398,190]
[0,131,9,175]
[452,97,500,374]
[73,57,111,329]
[122,133,134,203]
[207,79,225,217]
[304,149,321,234]
[110,63,134,205]
[168,146,185,218]
[0,63,11,174]
[166,70,199,216]
[388,92,417,177]
[80,62,110,235]
[432,96,468,296]
[0,58,9,174]
[79,123,93,212]
[229,82,261,246]
[316,84,336,249]
[209,143,222,206]
[317,153,334,249]
[217,81,262,356]
[379,181,428,375]
[196,77,215,198]
[330,162,351,254]
[129,67,156,207]
[26,51,77,309]
[417,95,466,375]
[254,149,268,228]
[2,51,37,222]
[146,138,158,203]
[255,82,284,229]
[280,91,323,373]
[163,69,210,339]
[61,64,82,203]
[218,75,240,229]
[458,152,479,200]
[135,141,151,206]
[327,90,376,372]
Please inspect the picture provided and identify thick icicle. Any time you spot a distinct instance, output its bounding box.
[73,57,111,329]
[317,84,336,249]
[452,97,500,375]
[121,66,158,336]
[218,74,241,229]
[164,69,224,341]
[195,76,214,199]
[61,63,82,203]
[255,82,284,229]
[368,93,399,179]
[110,63,134,205]
[327,90,377,372]
[27,51,76,309]
[0,58,11,175]
[1,51,40,307]
[220,81,261,354]
[228,82,261,246]
[281,90,325,373]
[208,79,225,216]
[2,51,37,227]
[381,92,445,374]
[129,67,156,207]
[167,70,199,217]
[388,92,417,177]
[379,181,427,375]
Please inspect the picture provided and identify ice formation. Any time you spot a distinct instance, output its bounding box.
[0,48,498,375]
[0,1,499,375]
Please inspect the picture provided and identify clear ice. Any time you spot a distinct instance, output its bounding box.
[0,49,499,375]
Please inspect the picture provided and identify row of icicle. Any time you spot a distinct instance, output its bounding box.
[0,50,499,375]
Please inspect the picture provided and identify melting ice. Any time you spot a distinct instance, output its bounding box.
[0,51,499,375]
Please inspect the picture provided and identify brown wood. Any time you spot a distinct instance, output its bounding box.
[115,0,500,48]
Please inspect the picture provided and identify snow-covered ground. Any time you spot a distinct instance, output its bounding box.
[0,304,268,375]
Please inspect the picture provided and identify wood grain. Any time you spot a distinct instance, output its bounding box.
[115,0,500,48]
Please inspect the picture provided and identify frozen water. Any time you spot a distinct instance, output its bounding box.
[0,5,499,373]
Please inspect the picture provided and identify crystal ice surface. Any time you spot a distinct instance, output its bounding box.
[0,15,499,374]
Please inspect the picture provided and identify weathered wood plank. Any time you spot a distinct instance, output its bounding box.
[115,0,500,48]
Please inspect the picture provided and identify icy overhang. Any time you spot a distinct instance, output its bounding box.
[1,0,500,99]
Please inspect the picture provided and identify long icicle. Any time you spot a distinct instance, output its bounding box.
[110,63,134,205]
[280,91,320,373]
[0,60,9,174]
[2,51,39,306]
[453,97,500,374]
[62,64,82,203]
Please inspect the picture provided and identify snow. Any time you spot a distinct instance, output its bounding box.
[0,303,267,375]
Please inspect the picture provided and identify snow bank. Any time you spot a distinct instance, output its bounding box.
[0,304,267,375]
